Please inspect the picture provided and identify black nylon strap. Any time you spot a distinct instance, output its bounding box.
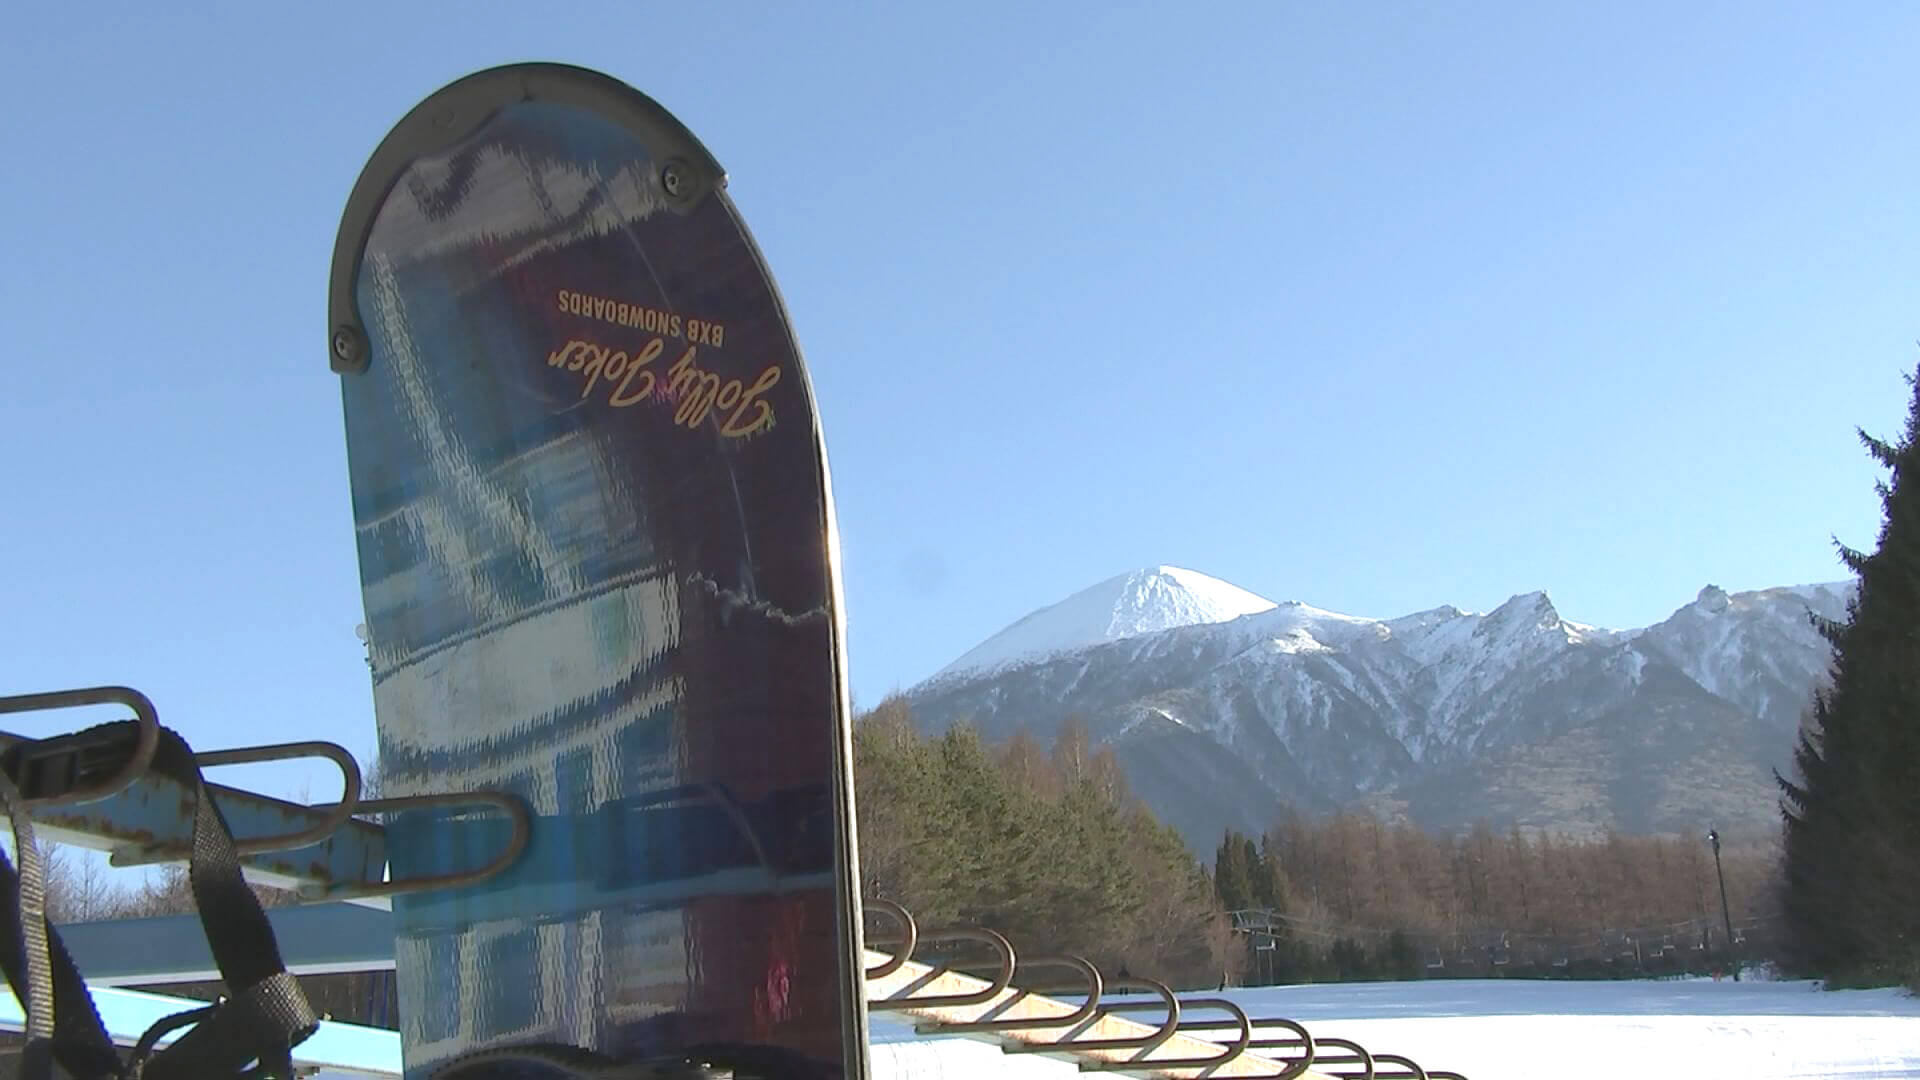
[0,723,134,1078]
[0,768,56,1080]
[0,720,318,1079]
[142,973,314,1080]
[0,852,125,1079]
[44,917,124,1077]
[139,729,318,1078]
[147,728,295,991]
[130,1001,217,1066]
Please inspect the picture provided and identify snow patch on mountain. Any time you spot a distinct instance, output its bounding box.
[933,566,1277,680]
[1631,581,1847,711]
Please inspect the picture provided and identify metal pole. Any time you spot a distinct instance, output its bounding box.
[1708,829,1738,982]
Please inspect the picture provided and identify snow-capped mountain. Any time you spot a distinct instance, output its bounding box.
[935,566,1277,680]
[903,570,1851,853]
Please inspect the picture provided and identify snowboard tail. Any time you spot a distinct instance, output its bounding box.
[330,65,865,1079]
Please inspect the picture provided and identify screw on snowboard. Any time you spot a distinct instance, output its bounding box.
[328,63,866,1080]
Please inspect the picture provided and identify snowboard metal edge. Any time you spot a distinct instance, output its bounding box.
[713,187,872,1080]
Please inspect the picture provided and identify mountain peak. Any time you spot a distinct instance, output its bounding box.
[933,566,1277,681]
[1488,589,1558,622]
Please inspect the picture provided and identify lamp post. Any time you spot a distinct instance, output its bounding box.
[1707,828,1738,982]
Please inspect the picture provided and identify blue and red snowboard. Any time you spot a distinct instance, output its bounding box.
[330,64,866,1079]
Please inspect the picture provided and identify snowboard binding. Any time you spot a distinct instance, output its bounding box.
[0,685,538,1078]
[0,688,321,1079]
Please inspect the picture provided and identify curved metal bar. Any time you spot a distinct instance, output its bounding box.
[1179,1015,1316,1080]
[1371,1053,1430,1080]
[867,926,1016,1012]
[1313,1036,1375,1080]
[863,898,918,979]
[1076,995,1250,1071]
[110,740,365,862]
[297,790,530,900]
[924,953,1103,1034]
[1001,976,1178,1055]
[1424,1071,1467,1079]
[0,686,161,807]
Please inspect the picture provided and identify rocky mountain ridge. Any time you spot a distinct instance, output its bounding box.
[903,572,1849,854]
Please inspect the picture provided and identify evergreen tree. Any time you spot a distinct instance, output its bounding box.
[1254,832,1291,912]
[1213,830,1255,912]
[1385,929,1422,981]
[1239,834,1264,906]
[1778,362,1920,987]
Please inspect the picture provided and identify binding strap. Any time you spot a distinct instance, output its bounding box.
[133,725,319,1079]
[0,853,123,1079]
[0,721,319,1078]
[0,766,58,1080]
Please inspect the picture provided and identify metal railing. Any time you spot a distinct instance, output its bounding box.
[865,900,1470,1079]
[0,684,529,902]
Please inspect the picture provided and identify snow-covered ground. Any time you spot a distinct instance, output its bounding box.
[869,977,1920,1079]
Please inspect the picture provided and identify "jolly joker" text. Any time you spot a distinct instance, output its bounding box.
[546,337,779,438]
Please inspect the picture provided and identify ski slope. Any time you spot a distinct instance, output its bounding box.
[869,977,1920,1079]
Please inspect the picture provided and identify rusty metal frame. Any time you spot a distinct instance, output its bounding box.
[922,953,1103,1035]
[0,687,160,807]
[0,687,529,902]
[1312,1036,1375,1080]
[297,790,530,901]
[863,898,918,979]
[854,901,1467,1080]
[1076,995,1250,1072]
[110,740,365,862]
[868,925,1016,1012]
[21,773,389,895]
[1001,976,1179,1056]
[0,687,394,896]
[1180,1014,1317,1080]
[1371,1053,1429,1080]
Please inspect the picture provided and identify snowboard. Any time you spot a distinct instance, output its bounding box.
[328,64,867,1079]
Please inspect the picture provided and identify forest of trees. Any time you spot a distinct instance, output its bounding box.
[854,699,1233,988]
[1211,816,1776,983]
[1778,362,1920,990]
[853,699,1784,989]
[40,846,205,924]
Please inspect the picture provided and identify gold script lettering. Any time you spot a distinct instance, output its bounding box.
[665,347,780,437]
[549,338,663,406]
[548,336,776,436]
[608,338,665,407]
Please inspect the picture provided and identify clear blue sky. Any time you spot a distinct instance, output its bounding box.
[4,4,1916,799]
